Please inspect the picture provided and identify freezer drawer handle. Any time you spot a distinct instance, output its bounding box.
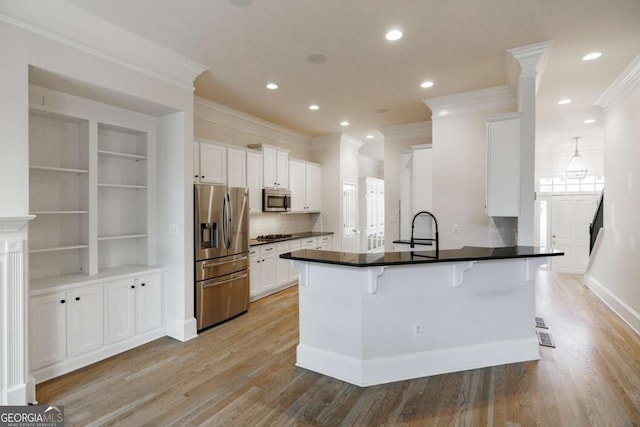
[202,273,248,288]
[201,256,248,269]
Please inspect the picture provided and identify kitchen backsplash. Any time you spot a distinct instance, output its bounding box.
[250,213,322,237]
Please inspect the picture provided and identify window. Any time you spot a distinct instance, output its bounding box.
[538,175,604,193]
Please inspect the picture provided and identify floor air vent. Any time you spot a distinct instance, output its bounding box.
[536,331,555,348]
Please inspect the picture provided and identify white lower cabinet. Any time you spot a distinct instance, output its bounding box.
[250,235,333,301]
[29,269,164,383]
[249,245,276,298]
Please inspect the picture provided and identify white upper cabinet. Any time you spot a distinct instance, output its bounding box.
[486,113,521,217]
[252,145,289,189]
[199,142,227,184]
[246,151,263,214]
[289,159,322,212]
[193,140,200,182]
[227,147,247,188]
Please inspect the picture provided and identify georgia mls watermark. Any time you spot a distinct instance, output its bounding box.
[0,405,64,427]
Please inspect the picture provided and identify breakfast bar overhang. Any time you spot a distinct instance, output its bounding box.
[281,246,563,387]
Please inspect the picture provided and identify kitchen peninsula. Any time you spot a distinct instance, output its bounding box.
[281,246,563,387]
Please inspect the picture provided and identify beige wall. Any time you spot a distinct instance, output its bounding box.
[431,108,515,249]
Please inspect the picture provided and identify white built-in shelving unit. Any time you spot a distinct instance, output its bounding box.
[27,86,163,383]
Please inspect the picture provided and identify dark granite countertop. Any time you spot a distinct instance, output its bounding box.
[250,231,334,247]
[280,246,563,267]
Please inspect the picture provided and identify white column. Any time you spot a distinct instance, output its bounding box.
[507,41,554,246]
[0,240,28,405]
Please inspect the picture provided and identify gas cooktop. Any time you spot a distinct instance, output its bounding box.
[256,233,293,241]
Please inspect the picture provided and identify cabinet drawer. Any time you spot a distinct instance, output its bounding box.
[301,237,317,247]
[289,239,302,250]
[318,235,332,244]
[276,241,290,252]
[260,244,276,255]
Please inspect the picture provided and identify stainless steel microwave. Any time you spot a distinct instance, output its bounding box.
[262,188,291,212]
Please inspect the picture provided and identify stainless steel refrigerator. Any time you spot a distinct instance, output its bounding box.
[195,184,249,331]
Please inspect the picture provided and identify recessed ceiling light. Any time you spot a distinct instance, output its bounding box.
[307,53,327,64]
[366,135,374,139]
[228,0,253,7]
[438,110,449,116]
[309,104,319,110]
[582,52,602,61]
[558,98,572,105]
[385,29,403,41]
[376,108,388,114]
[584,119,596,124]
[420,81,434,88]
[340,121,349,126]
[266,83,278,90]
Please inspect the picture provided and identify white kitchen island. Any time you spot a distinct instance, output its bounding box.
[281,246,563,387]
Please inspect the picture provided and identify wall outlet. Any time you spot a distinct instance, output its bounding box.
[169,224,178,234]
[413,322,422,337]
[453,224,460,234]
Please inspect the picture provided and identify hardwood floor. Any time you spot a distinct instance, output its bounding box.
[37,272,640,426]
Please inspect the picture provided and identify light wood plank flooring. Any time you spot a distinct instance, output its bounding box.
[37,271,640,426]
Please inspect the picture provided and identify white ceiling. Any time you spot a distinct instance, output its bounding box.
[64,0,640,157]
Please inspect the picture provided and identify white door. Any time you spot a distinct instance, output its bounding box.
[306,164,322,211]
[342,182,358,252]
[246,151,263,214]
[227,148,247,188]
[136,274,162,334]
[67,285,104,357]
[551,194,598,273]
[200,143,227,184]
[105,279,136,344]
[30,293,67,370]
[288,160,306,211]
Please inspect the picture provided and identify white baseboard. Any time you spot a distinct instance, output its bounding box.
[297,337,540,387]
[166,316,197,342]
[3,383,28,405]
[250,281,297,302]
[585,275,640,336]
[32,328,166,384]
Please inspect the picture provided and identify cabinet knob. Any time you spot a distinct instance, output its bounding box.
[60,299,66,304]
[141,283,146,287]
[194,175,198,178]
[201,175,205,178]
[131,285,135,289]
[75,297,80,301]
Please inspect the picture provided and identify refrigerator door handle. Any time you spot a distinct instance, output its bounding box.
[225,193,232,248]
[221,194,228,249]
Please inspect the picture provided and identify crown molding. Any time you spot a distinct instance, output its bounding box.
[379,121,432,143]
[424,86,516,119]
[0,0,207,90]
[596,53,640,111]
[506,41,553,91]
[0,216,35,233]
[340,134,364,151]
[194,96,310,147]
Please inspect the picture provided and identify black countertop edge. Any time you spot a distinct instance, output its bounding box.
[279,246,564,268]
[250,231,334,247]
[392,239,433,246]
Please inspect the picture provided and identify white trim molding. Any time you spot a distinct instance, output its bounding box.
[380,121,432,144]
[0,240,28,404]
[340,134,364,152]
[596,54,640,111]
[0,216,35,233]
[584,274,640,337]
[506,41,554,92]
[423,86,516,119]
[0,0,207,90]
[309,133,364,152]
[194,96,311,148]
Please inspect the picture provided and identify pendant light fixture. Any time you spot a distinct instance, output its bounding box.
[565,137,588,180]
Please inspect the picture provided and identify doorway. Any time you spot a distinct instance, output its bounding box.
[546,194,598,273]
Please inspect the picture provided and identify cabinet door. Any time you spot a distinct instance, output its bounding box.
[249,257,260,298]
[193,140,200,182]
[277,252,291,286]
[136,274,163,334]
[227,147,247,188]
[30,293,67,370]
[288,160,306,211]
[276,150,289,189]
[67,286,104,357]
[261,253,277,291]
[263,146,277,188]
[247,151,263,214]
[200,143,227,184]
[486,115,521,216]
[105,279,136,344]
[306,164,322,211]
